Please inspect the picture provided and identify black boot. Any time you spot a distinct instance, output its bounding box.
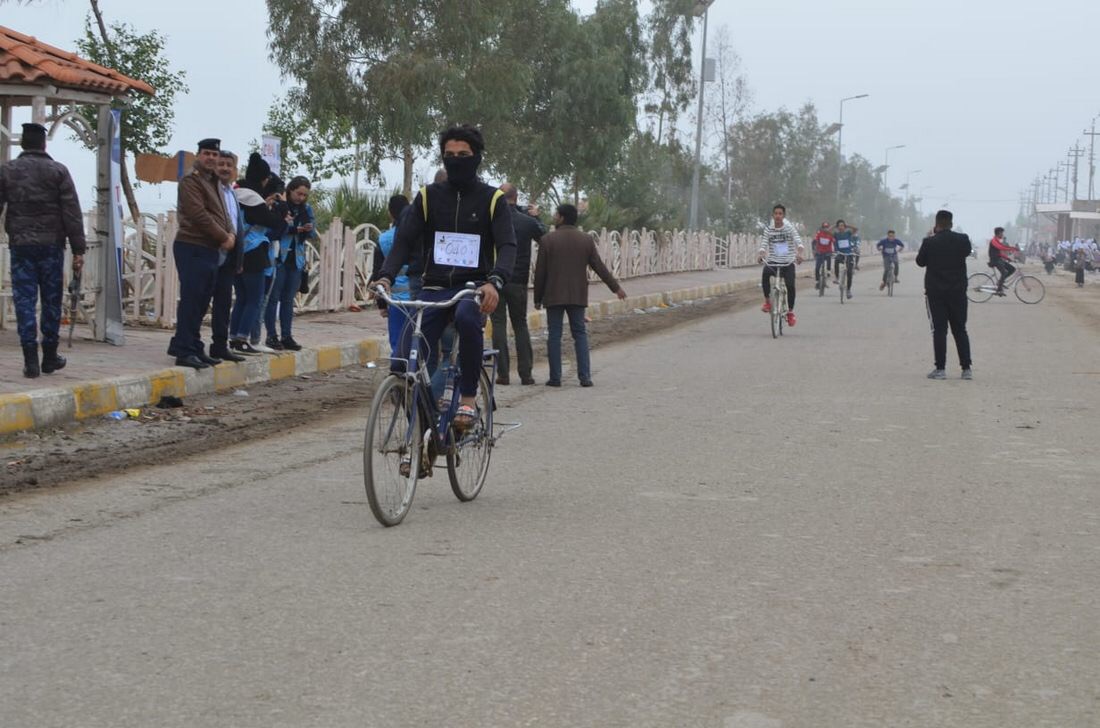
[22,344,40,379]
[40,342,67,374]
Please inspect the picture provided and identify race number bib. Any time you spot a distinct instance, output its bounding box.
[434,231,480,268]
[837,239,851,250]
[774,243,790,256]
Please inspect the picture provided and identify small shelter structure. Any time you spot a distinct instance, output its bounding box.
[0,25,154,340]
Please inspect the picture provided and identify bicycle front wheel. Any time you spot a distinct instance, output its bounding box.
[1014,275,1045,304]
[770,287,781,338]
[447,369,494,501]
[887,267,895,297]
[967,272,995,303]
[363,375,422,526]
[839,269,846,304]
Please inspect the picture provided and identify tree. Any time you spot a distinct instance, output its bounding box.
[74,2,187,223]
[265,0,547,197]
[643,0,696,144]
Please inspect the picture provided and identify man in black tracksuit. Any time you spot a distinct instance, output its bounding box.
[916,209,973,380]
[491,183,546,385]
[377,125,516,430]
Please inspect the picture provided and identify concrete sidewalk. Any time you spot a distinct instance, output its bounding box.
[0,260,889,435]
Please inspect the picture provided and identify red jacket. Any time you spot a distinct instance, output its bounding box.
[988,236,1017,262]
[813,230,835,254]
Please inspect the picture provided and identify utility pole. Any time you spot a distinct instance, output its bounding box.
[1068,144,1085,202]
[1059,161,1072,203]
[1083,118,1099,200]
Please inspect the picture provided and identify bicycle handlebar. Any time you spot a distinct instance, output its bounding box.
[373,284,481,310]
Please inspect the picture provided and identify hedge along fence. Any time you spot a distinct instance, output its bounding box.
[0,213,762,330]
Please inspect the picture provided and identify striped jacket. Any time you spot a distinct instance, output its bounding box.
[758,221,804,265]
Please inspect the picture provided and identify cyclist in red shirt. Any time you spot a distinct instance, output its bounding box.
[812,221,835,289]
[988,226,1020,295]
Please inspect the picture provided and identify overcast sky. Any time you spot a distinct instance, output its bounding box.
[5,0,1099,238]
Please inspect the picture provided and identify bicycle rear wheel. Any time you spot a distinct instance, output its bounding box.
[1013,275,1045,304]
[447,369,493,501]
[363,375,422,526]
[967,272,995,303]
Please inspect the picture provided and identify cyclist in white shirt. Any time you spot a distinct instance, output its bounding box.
[758,203,805,327]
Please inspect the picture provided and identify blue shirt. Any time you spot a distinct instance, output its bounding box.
[877,238,905,256]
[378,226,410,301]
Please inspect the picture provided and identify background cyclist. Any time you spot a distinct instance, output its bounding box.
[877,229,905,289]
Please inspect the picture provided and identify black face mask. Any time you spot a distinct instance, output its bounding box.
[443,153,481,186]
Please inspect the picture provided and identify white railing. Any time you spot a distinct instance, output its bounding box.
[1,213,761,330]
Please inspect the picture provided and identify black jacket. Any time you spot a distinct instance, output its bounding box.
[0,150,86,253]
[381,179,516,290]
[508,204,547,285]
[916,229,972,295]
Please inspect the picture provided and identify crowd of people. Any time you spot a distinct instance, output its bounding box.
[1033,238,1098,287]
[168,139,318,368]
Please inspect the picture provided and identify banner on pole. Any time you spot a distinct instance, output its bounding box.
[261,134,282,176]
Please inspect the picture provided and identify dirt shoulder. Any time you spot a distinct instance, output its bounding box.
[1,289,758,495]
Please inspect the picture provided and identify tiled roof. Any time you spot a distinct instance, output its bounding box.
[0,25,155,97]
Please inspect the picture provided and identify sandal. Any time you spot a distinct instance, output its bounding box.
[399,448,430,478]
[452,404,478,432]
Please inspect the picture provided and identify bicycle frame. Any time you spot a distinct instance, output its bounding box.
[375,286,480,451]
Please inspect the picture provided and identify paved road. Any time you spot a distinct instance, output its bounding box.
[2,265,1097,727]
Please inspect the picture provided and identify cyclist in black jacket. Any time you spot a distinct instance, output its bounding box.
[377,125,517,430]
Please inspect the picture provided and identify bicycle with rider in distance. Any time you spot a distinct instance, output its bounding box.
[835,252,856,304]
[966,266,1045,304]
[882,252,898,297]
[363,284,520,526]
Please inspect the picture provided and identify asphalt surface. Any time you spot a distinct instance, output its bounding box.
[1,264,1097,727]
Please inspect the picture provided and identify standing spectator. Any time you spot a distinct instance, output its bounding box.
[0,122,85,378]
[533,203,626,388]
[167,138,234,369]
[210,150,246,362]
[228,155,287,355]
[492,183,547,385]
[916,210,973,380]
[264,175,316,351]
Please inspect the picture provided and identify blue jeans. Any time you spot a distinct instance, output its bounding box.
[10,245,64,347]
[814,252,832,281]
[230,271,266,341]
[394,290,482,397]
[264,259,302,339]
[546,305,590,384]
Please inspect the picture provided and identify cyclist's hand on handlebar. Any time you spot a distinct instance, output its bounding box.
[796,255,804,264]
[477,283,499,314]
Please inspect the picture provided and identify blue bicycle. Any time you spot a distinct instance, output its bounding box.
[364,285,518,526]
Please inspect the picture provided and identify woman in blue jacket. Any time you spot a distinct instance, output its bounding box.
[264,176,316,351]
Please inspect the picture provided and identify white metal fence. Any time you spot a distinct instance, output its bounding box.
[1,213,761,330]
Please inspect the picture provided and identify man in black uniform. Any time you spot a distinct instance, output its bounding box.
[377,124,516,431]
[916,209,973,380]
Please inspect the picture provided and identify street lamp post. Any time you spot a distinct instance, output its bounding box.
[836,93,869,206]
[883,144,905,190]
[687,0,715,232]
[903,169,921,203]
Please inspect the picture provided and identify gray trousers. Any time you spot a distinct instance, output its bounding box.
[490,282,533,380]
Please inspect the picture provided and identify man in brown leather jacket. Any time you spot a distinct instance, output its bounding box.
[533,203,626,387]
[166,138,235,368]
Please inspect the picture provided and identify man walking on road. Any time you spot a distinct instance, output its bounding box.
[916,210,973,380]
[492,183,546,385]
[167,138,235,369]
[533,203,626,387]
